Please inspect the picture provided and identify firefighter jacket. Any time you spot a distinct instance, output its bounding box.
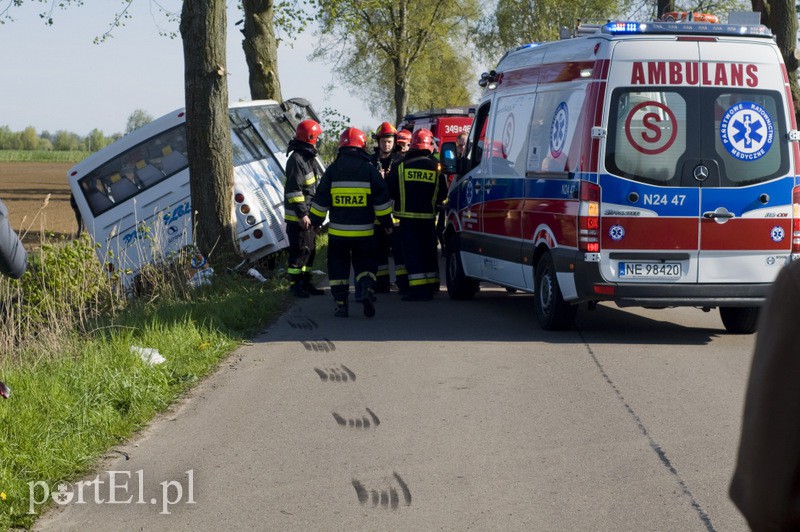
[283,139,320,224]
[386,149,447,220]
[309,148,394,239]
[372,149,401,179]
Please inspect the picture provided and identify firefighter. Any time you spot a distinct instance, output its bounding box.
[395,129,412,155]
[310,128,394,317]
[284,119,324,298]
[372,121,400,293]
[386,128,447,301]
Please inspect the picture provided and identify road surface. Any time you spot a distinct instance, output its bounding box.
[37,282,754,531]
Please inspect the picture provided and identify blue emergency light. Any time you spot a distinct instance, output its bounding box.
[602,20,773,37]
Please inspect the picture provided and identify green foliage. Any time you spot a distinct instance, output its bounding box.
[476,0,629,62]
[316,106,352,164]
[311,0,481,123]
[125,109,154,134]
[0,150,90,163]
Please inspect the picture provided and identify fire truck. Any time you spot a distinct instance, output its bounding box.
[398,107,475,182]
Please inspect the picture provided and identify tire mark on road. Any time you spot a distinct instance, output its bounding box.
[578,329,715,532]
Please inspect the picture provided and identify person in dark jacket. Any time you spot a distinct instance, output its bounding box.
[0,199,27,279]
[371,121,402,293]
[284,119,324,298]
[386,128,447,301]
[309,128,394,318]
[730,259,800,529]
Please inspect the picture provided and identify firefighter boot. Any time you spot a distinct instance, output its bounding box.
[360,285,376,318]
[290,276,309,298]
[334,301,349,318]
[302,272,324,296]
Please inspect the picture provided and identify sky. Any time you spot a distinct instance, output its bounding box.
[0,1,383,136]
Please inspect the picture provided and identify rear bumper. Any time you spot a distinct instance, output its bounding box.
[563,250,770,308]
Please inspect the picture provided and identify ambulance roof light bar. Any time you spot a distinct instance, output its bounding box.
[602,20,773,38]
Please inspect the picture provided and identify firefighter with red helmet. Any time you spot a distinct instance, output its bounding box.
[386,128,447,301]
[310,128,394,318]
[395,129,412,155]
[284,119,324,298]
[371,121,403,293]
[372,121,398,177]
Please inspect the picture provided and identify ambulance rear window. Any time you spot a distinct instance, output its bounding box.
[606,87,788,187]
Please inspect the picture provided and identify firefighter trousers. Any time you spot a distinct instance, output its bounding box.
[327,237,377,305]
[398,218,439,298]
[286,223,316,283]
[374,226,392,292]
[391,225,408,293]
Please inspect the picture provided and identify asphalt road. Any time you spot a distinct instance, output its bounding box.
[36,279,755,531]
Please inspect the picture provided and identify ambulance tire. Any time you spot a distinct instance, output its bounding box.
[534,253,577,331]
[446,236,479,300]
[719,306,759,334]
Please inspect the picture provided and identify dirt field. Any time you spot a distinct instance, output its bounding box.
[0,162,78,245]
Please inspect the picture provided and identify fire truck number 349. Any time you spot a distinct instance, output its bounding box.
[643,193,686,206]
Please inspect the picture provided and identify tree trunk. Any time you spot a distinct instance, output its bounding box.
[180,0,237,262]
[242,0,282,101]
[393,59,408,124]
[752,0,800,123]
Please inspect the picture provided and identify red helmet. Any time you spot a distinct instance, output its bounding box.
[295,119,322,145]
[338,127,367,149]
[396,129,412,145]
[411,128,435,152]
[374,121,397,139]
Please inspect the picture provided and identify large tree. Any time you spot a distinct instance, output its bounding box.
[475,0,629,62]
[752,0,800,116]
[241,0,283,100]
[312,0,481,124]
[180,0,237,260]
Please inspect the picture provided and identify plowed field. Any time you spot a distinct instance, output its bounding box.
[0,162,77,245]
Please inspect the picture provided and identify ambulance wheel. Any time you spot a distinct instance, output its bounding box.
[534,253,577,330]
[719,306,759,334]
[446,236,479,300]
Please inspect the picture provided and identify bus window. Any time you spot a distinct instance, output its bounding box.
[79,124,189,216]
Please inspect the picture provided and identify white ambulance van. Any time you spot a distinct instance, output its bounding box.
[444,18,800,332]
[68,98,323,287]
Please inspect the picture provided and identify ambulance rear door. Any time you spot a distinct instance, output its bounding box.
[694,40,793,283]
[602,40,703,285]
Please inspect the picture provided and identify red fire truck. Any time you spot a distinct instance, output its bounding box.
[398,106,475,182]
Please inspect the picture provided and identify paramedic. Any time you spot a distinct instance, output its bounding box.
[0,199,27,279]
[284,119,324,298]
[730,258,800,529]
[387,128,447,301]
[309,128,394,318]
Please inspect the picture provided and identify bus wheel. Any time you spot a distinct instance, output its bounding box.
[445,235,479,300]
[719,306,759,334]
[534,253,577,330]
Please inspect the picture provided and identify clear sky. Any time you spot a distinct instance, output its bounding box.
[0,1,382,136]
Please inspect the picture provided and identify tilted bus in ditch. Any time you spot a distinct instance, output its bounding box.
[67,98,323,285]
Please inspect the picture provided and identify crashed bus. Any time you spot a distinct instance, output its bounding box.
[67,98,324,285]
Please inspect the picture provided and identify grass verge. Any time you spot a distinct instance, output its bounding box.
[0,233,329,529]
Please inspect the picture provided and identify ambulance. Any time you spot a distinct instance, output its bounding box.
[444,16,800,332]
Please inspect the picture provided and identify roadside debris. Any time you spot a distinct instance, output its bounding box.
[130,346,167,366]
[0,380,10,399]
[248,268,268,282]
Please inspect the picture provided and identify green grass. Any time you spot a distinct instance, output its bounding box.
[0,150,91,163]
[0,233,329,529]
